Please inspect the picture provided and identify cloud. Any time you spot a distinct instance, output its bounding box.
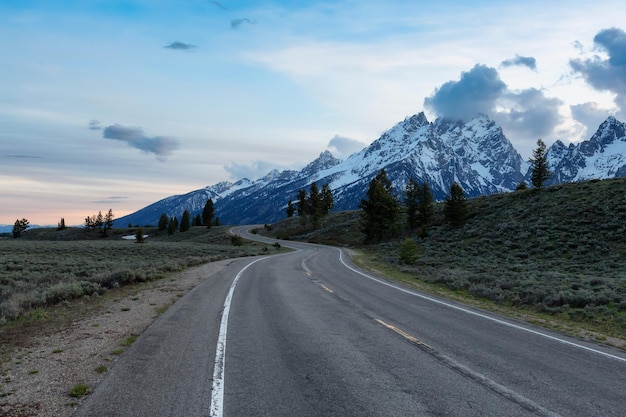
[91,196,129,204]
[102,124,180,160]
[4,154,43,159]
[231,18,256,29]
[571,102,614,137]
[423,64,506,121]
[223,160,279,180]
[424,64,564,150]
[326,135,366,159]
[164,41,197,51]
[570,27,626,117]
[88,120,102,130]
[494,88,563,140]
[209,1,228,10]
[500,54,537,71]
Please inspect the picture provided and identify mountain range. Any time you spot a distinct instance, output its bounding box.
[113,113,626,227]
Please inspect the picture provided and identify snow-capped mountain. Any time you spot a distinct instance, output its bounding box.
[544,116,626,184]
[114,113,626,227]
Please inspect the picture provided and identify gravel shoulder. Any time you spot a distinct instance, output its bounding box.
[0,260,233,417]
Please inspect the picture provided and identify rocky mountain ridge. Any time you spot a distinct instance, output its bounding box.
[113,113,626,226]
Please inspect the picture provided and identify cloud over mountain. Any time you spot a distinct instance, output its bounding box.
[102,124,180,160]
[327,135,366,159]
[570,27,626,117]
[424,64,506,122]
[224,160,279,180]
[424,64,562,147]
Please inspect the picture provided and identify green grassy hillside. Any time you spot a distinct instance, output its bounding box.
[266,178,626,342]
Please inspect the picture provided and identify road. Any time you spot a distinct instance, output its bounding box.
[74,227,626,417]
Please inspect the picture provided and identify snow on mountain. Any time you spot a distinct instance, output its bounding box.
[115,113,626,227]
[543,116,626,184]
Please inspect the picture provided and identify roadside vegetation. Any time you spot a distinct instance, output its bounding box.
[0,226,279,322]
[265,178,626,344]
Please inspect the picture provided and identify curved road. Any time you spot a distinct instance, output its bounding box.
[74,227,626,417]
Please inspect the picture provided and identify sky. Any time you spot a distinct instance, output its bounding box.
[2,0,626,226]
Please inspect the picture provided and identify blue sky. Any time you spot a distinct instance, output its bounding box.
[2,0,626,226]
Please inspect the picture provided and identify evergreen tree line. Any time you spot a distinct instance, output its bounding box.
[359,140,552,243]
[286,182,334,227]
[157,198,219,235]
[84,209,115,237]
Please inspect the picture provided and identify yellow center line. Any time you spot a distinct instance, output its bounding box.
[375,319,433,350]
[321,284,334,294]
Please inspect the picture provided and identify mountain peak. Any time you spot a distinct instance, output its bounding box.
[301,150,342,177]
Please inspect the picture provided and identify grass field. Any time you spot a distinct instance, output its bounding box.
[0,226,280,322]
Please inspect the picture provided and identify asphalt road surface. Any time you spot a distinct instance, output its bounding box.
[73,227,626,417]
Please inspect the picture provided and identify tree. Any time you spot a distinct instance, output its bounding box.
[320,183,334,216]
[516,181,528,191]
[104,209,114,230]
[297,188,308,225]
[101,209,114,237]
[286,200,295,218]
[167,217,176,235]
[404,179,434,231]
[192,214,202,227]
[444,182,467,227]
[530,139,552,188]
[404,178,420,230]
[202,198,215,228]
[135,227,145,243]
[180,210,191,232]
[417,182,435,227]
[12,218,30,238]
[308,182,322,227]
[359,169,400,243]
[57,218,66,231]
[158,213,170,231]
[95,211,104,230]
[84,215,96,230]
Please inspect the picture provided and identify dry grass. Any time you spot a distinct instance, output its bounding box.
[0,226,279,322]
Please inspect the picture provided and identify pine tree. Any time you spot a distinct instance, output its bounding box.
[167,217,176,235]
[417,182,434,227]
[135,227,145,243]
[180,210,191,232]
[359,169,399,243]
[202,198,215,228]
[320,183,334,215]
[193,214,202,227]
[104,209,114,230]
[57,218,66,231]
[286,200,295,218]
[95,211,104,230]
[12,218,29,238]
[308,182,322,227]
[530,139,552,188]
[158,213,169,231]
[444,182,467,227]
[297,189,308,225]
[404,178,420,230]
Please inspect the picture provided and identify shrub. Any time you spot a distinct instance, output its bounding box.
[70,384,90,398]
[398,238,419,265]
[230,235,244,246]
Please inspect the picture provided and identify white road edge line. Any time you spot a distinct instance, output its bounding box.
[210,257,269,417]
[337,248,626,364]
